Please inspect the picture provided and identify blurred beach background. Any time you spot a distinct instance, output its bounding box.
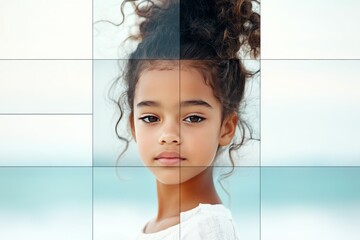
[1,166,359,240]
[0,0,360,239]
[0,167,92,240]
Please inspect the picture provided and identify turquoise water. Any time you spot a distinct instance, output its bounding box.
[0,167,92,212]
[1,166,359,240]
[262,167,360,206]
[1,166,359,210]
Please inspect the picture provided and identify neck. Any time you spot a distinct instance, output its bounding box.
[155,166,221,221]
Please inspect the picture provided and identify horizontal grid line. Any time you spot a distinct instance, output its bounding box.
[261,58,360,61]
[0,165,359,168]
[0,58,235,61]
[0,59,93,61]
[0,113,92,116]
[94,58,360,61]
[1,58,359,61]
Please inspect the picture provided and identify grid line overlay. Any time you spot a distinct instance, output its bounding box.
[259,41,262,240]
[1,58,360,61]
[1,1,359,240]
[179,59,182,240]
[92,0,94,239]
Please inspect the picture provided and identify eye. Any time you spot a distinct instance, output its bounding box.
[184,115,205,123]
[139,115,159,123]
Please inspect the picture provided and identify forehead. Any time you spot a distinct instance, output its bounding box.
[134,67,218,107]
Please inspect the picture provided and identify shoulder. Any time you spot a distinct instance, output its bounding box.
[180,204,239,240]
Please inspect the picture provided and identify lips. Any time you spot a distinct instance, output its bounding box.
[155,151,185,160]
[154,151,186,165]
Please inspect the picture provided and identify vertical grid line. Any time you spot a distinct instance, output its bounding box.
[178,2,181,239]
[178,59,182,240]
[259,61,262,240]
[91,0,94,239]
[258,5,261,240]
[259,2,262,239]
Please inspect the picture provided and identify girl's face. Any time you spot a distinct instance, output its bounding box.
[130,64,237,185]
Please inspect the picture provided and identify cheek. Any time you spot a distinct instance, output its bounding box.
[183,121,220,145]
[182,124,220,164]
[134,122,154,140]
[134,125,156,155]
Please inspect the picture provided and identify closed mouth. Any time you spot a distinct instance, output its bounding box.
[154,157,186,160]
[154,151,186,161]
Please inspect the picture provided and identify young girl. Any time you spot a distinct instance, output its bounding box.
[114,0,260,239]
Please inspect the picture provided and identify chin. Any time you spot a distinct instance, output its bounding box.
[154,173,195,185]
[156,174,201,185]
[157,179,182,185]
[151,167,209,185]
[156,176,182,185]
[151,168,181,185]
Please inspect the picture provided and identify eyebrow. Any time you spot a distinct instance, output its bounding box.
[181,100,213,109]
[136,101,159,108]
[136,100,212,109]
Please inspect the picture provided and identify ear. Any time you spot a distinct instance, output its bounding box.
[219,112,238,146]
[129,113,137,142]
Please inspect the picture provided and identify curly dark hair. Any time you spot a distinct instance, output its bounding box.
[121,0,259,59]
[112,0,260,173]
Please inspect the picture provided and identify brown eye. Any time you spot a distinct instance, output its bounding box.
[184,115,205,123]
[139,116,159,123]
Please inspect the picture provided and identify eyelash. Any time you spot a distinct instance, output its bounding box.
[184,115,205,123]
[138,115,159,123]
[138,115,205,124]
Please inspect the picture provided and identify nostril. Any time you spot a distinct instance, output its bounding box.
[159,134,180,144]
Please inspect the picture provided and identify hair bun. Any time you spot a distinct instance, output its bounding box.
[123,0,260,59]
[216,0,260,58]
[181,0,260,58]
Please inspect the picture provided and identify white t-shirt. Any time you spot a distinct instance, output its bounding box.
[136,204,239,240]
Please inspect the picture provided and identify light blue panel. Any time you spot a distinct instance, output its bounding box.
[93,59,142,167]
[94,167,157,240]
[214,167,260,240]
[0,167,92,240]
[261,167,360,240]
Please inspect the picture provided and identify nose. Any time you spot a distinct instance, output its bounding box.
[158,120,181,145]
